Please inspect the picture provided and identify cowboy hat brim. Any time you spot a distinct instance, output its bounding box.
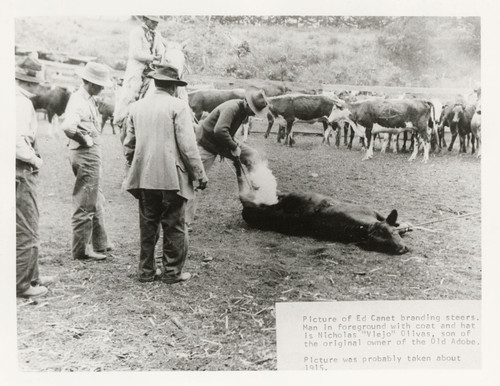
[15,72,42,84]
[149,73,187,87]
[76,67,112,88]
[245,89,269,119]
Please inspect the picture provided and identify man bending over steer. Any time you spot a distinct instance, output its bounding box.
[185,87,270,229]
[122,64,208,284]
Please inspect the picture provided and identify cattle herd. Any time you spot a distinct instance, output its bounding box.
[32,77,481,163]
[28,71,481,255]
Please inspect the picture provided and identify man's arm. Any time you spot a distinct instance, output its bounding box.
[213,105,240,152]
[129,28,157,63]
[174,102,208,185]
[61,96,93,146]
[16,99,42,167]
[122,111,136,166]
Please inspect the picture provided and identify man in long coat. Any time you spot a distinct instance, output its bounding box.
[122,64,208,284]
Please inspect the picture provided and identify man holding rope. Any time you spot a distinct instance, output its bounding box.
[186,87,270,229]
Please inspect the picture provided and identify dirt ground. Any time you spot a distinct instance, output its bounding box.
[16,118,481,371]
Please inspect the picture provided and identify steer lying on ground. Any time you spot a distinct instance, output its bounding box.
[238,186,409,255]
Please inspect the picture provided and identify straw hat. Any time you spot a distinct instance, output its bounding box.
[148,64,187,86]
[245,88,269,119]
[15,56,44,84]
[76,62,112,87]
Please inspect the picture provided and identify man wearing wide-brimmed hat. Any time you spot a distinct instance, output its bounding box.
[62,62,114,261]
[15,56,53,298]
[114,15,166,129]
[122,64,208,284]
[185,87,269,228]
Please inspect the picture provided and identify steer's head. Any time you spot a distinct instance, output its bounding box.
[327,101,350,124]
[365,210,409,255]
[452,104,465,123]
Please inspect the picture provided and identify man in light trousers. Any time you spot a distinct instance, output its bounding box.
[62,62,114,260]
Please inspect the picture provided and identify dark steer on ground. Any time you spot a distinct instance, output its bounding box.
[240,191,409,255]
[30,86,71,123]
[188,88,246,121]
[264,94,342,146]
[328,98,435,163]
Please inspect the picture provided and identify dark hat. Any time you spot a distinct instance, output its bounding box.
[143,15,162,23]
[15,56,44,83]
[245,87,269,119]
[148,64,187,86]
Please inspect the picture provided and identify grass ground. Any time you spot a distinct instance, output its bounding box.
[16,117,480,371]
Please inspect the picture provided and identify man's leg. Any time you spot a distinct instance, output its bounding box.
[16,170,45,296]
[70,148,102,259]
[138,190,162,282]
[160,191,189,281]
[91,159,110,252]
[185,146,217,225]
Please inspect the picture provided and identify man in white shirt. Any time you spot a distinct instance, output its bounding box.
[15,56,50,298]
[114,15,165,133]
[62,62,114,260]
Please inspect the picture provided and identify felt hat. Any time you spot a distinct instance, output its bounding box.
[143,15,162,23]
[76,62,112,87]
[15,56,44,84]
[148,64,187,86]
[245,87,269,119]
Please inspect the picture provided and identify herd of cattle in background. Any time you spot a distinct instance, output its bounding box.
[29,64,482,163]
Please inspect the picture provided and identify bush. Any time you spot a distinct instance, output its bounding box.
[377,17,435,73]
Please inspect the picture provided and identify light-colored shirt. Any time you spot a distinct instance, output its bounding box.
[62,86,102,149]
[16,86,39,165]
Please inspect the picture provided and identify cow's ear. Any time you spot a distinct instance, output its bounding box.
[386,209,398,226]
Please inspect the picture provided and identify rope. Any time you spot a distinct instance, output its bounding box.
[414,211,481,227]
[224,158,253,191]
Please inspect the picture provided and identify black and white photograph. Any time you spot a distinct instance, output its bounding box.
[2,0,499,384]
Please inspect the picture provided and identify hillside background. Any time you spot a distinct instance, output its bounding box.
[15,16,481,89]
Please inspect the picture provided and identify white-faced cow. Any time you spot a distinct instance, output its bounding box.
[328,98,435,163]
[470,101,481,158]
[264,94,345,146]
